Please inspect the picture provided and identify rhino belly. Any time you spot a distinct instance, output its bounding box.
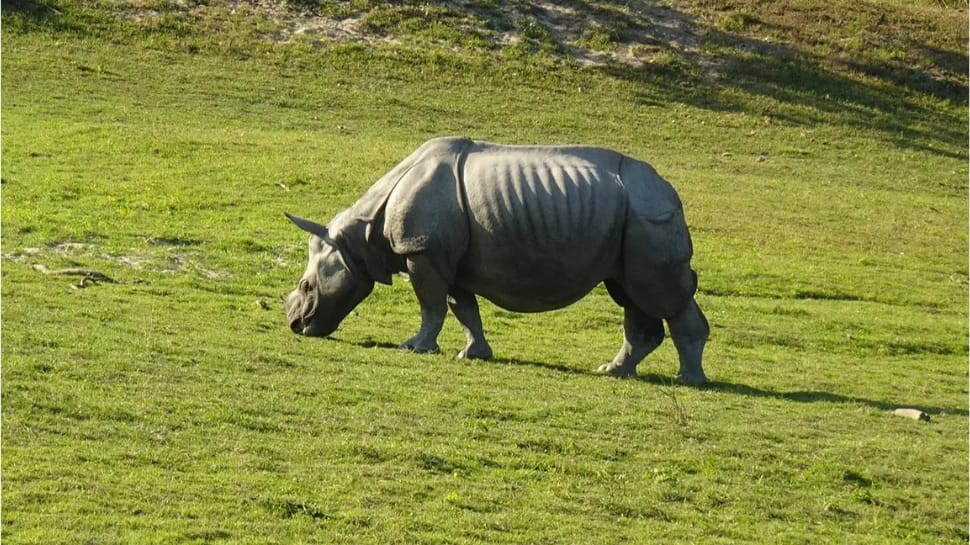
[456,153,626,312]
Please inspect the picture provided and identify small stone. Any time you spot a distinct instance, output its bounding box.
[893,408,930,422]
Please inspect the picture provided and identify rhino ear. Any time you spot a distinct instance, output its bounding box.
[285,212,328,238]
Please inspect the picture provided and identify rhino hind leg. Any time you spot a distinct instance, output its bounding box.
[598,300,666,377]
[448,288,493,360]
[399,254,448,354]
[667,299,709,385]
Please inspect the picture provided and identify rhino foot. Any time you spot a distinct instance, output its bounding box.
[675,370,708,385]
[457,342,493,361]
[398,340,440,354]
[669,299,710,386]
[597,362,638,378]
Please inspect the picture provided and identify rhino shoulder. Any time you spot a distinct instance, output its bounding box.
[383,138,472,259]
[346,137,471,218]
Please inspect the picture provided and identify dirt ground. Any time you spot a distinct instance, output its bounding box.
[240,0,708,67]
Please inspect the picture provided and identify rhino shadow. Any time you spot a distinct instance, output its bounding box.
[332,336,598,376]
[329,338,967,417]
[488,356,593,377]
[661,375,969,418]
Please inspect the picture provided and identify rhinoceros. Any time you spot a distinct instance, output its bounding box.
[284,137,710,383]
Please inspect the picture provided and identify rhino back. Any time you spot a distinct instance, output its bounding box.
[456,143,628,311]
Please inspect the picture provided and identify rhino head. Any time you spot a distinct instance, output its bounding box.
[284,213,374,337]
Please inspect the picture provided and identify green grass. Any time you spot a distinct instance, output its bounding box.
[2,1,968,543]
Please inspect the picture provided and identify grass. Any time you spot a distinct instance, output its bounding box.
[2,1,968,543]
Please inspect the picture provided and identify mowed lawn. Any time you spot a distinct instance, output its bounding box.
[2,1,967,544]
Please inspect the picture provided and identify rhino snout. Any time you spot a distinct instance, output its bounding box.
[288,315,305,335]
[285,291,313,335]
[285,290,342,337]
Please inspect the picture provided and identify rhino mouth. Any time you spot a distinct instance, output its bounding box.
[286,291,326,336]
[288,315,312,335]
[288,311,337,337]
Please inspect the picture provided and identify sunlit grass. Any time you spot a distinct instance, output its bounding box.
[2,1,967,543]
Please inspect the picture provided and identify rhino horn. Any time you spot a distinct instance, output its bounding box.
[285,212,328,238]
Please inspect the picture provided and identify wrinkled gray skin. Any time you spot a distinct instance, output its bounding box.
[285,137,709,383]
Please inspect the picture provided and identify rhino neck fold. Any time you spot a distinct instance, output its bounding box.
[330,211,400,285]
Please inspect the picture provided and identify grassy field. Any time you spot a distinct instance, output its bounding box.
[2,1,968,543]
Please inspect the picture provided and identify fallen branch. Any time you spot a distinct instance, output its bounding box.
[32,263,118,288]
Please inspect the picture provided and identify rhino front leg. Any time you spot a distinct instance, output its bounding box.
[448,288,493,360]
[598,304,665,377]
[399,254,448,354]
[667,298,709,385]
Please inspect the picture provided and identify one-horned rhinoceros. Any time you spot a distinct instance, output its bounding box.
[284,137,710,383]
